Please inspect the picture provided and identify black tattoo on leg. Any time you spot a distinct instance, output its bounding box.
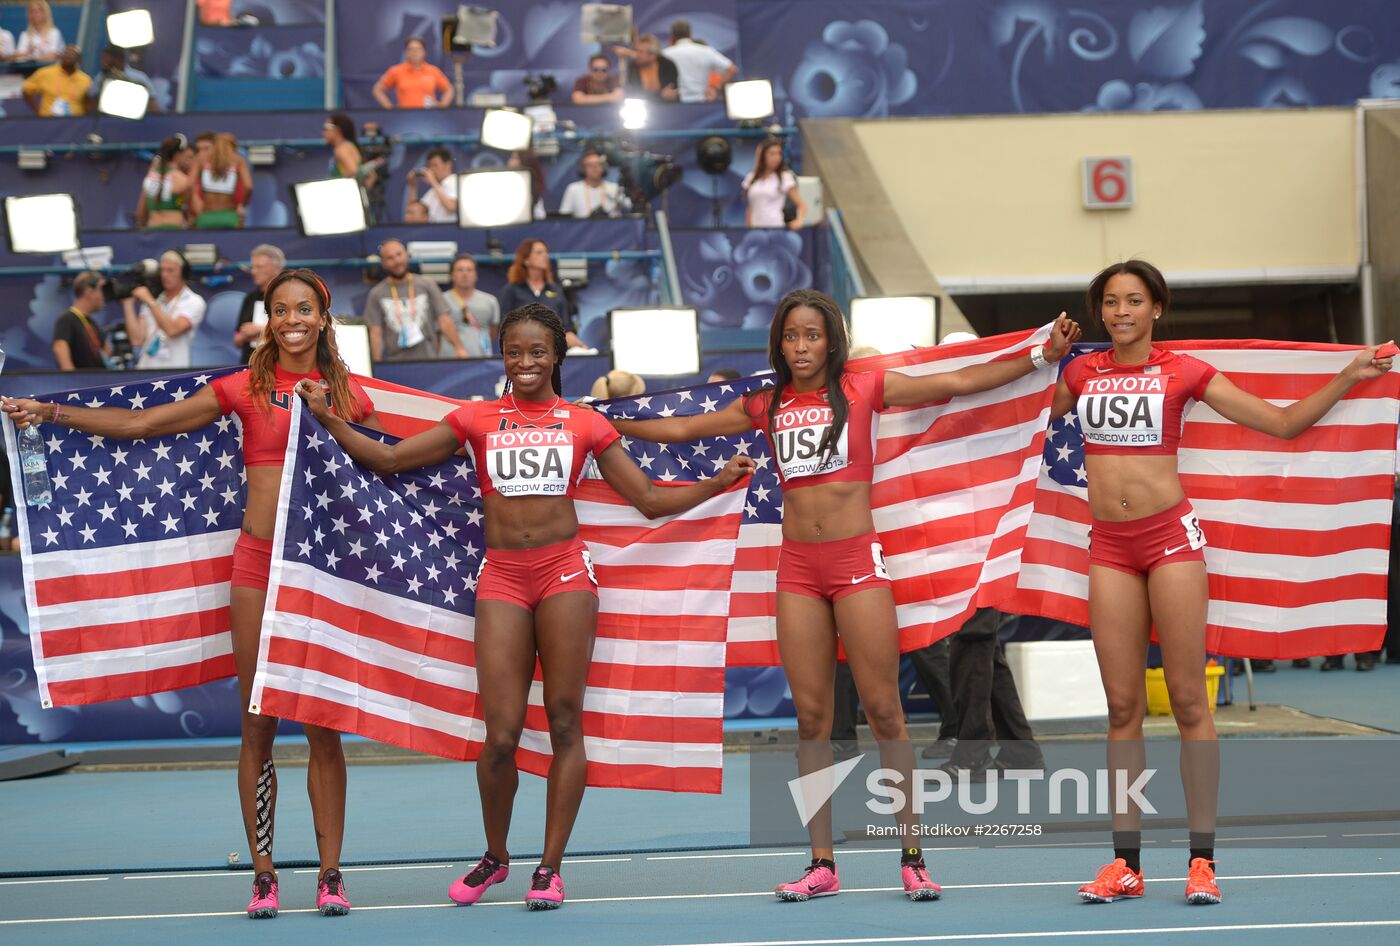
[255,759,275,857]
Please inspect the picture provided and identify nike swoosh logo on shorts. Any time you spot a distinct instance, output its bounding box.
[1163,544,1191,556]
[560,570,586,582]
[851,573,878,585]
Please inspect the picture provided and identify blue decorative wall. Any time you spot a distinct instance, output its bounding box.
[332,0,1400,114]
[6,1,1400,118]
[334,1,741,109]
[194,24,326,80]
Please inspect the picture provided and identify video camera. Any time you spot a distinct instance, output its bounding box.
[524,73,558,103]
[584,136,682,208]
[101,258,161,303]
[358,121,393,222]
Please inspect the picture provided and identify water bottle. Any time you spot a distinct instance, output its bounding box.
[19,425,52,507]
[0,507,13,543]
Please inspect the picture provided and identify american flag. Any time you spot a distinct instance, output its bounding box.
[5,370,247,708]
[251,388,745,793]
[8,370,743,795]
[597,325,1058,665]
[984,342,1399,658]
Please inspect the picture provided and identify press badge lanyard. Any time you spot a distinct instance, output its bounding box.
[449,289,479,330]
[389,276,416,348]
[69,306,102,355]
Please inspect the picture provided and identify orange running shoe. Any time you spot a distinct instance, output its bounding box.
[1077,858,1144,903]
[1185,857,1222,904]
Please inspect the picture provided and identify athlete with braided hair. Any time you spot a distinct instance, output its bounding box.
[4,268,379,919]
[607,288,1080,902]
[297,302,755,910]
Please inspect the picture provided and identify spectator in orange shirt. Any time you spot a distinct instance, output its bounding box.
[196,0,234,27]
[373,37,452,110]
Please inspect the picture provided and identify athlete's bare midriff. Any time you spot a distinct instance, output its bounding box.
[481,493,581,549]
[240,466,284,538]
[780,479,875,542]
[1084,453,1186,522]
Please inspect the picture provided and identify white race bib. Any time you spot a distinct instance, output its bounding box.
[1077,375,1165,447]
[771,403,849,480]
[486,429,574,495]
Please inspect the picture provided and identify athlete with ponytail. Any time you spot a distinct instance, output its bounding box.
[1054,260,1393,906]
[606,289,1080,901]
[296,302,755,910]
[4,268,377,919]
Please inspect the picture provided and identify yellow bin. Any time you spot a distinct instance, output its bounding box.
[1145,662,1224,716]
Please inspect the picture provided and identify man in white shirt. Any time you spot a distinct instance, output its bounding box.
[406,146,458,223]
[122,250,206,369]
[664,20,736,104]
[558,150,632,219]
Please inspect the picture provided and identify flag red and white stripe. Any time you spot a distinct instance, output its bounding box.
[985,342,1399,658]
[724,326,1056,665]
[20,530,238,707]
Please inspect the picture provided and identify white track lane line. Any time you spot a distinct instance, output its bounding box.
[649,848,977,861]
[1167,835,1328,843]
[3,869,1399,924]
[291,864,453,874]
[653,920,1400,946]
[0,878,107,887]
[121,873,245,881]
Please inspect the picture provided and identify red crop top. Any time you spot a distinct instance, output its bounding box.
[210,365,375,467]
[1061,348,1217,456]
[446,397,621,498]
[744,370,886,489]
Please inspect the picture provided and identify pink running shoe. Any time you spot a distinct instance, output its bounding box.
[449,852,509,905]
[775,860,840,902]
[525,866,565,910]
[316,868,351,916]
[247,870,279,919]
[901,859,942,901]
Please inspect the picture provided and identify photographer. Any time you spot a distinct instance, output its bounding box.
[122,250,206,369]
[52,271,110,370]
[87,45,159,114]
[558,150,631,219]
[405,146,458,223]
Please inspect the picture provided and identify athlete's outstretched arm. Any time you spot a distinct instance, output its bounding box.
[297,379,457,474]
[3,386,223,439]
[605,395,752,443]
[1050,376,1077,421]
[595,441,755,519]
[1202,344,1393,440]
[883,314,1081,408]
